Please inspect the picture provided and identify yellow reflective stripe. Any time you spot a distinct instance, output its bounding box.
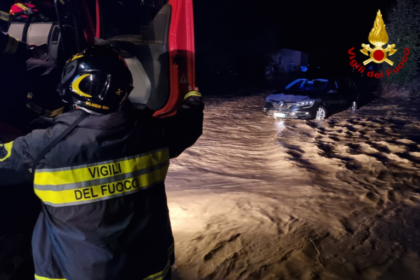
[34,149,169,186]
[27,100,64,117]
[71,74,92,98]
[45,107,64,117]
[71,54,83,61]
[34,165,168,206]
[143,259,170,280]
[168,243,174,254]
[59,0,65,4]
[0,10,9,22]
[3,36,19,55]
[34,274,66,280]
[167,243,174,257]
[184,91,202,100]
[27,102,43,114]
[0,142,13,162]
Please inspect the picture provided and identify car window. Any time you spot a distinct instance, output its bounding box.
[336,78,350,90]
[326,80,338,91]
[301,79,329,91]
[102,0,168,38]
[285,79,305,91]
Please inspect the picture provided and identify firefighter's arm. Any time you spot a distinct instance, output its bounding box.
[0,32,31,57]
[161,89,204,159]
[0,135,34,186]
[0,0,14,32]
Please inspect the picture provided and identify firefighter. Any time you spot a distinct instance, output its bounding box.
[0,32,62,131]
[0,30,35,132]
[0,1,63,131]
[0,45,203,280]
[0,23,31,57]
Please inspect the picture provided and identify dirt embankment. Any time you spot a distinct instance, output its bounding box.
[167,93,420,280]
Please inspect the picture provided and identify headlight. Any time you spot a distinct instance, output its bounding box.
[296,100,315,107]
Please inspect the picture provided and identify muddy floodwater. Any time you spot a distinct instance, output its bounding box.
[166,92,420,280]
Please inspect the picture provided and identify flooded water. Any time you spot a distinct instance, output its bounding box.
[167,92,420,280]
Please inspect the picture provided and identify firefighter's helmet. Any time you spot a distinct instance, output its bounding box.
[59,45,133,114]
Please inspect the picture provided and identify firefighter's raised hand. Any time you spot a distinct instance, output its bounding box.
[180,85,203,112]
[184,85,202,100]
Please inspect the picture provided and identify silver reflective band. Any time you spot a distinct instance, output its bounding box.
[0,10,9,22]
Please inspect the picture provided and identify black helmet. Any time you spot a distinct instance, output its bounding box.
[59,45,133,114]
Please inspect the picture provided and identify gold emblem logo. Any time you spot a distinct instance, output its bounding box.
[116,89,123,95]
[360,10,397,66]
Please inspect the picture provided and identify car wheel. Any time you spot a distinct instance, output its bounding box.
[315,105,327,120]
[351,101,358,111]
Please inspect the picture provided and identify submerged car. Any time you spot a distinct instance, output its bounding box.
[264,77,360,120]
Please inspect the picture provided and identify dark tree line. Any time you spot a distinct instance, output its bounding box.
[381,0,420,97]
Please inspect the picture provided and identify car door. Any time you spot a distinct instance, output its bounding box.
[99,0,195,118]
[343,78,357,107]
[346,78,359,105]
[336,78,351,109]
[324,80,342,111]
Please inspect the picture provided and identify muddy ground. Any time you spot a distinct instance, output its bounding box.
[166,92,420,280]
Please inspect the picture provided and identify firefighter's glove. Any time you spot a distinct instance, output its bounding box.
[184,90,202,102]
[181,90,203,110]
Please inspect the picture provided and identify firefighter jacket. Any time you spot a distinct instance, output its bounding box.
[0,31,29,56]
[0,93,204,280]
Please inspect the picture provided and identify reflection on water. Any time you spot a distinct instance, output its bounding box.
[275,119,286,136]
[167,94,420,280]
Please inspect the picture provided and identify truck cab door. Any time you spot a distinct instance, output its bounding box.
[99,0,196,118]
[8,0,196,119]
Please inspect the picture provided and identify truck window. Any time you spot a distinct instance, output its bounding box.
[101,0,168,39]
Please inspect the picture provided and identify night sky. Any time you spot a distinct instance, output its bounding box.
[193,0,397,79]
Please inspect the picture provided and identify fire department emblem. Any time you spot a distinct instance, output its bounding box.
[360,10,397,66]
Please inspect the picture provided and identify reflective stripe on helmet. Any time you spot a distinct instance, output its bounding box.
[34,148,169,207]
[71,74,93,98]
[71,54,84,61]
